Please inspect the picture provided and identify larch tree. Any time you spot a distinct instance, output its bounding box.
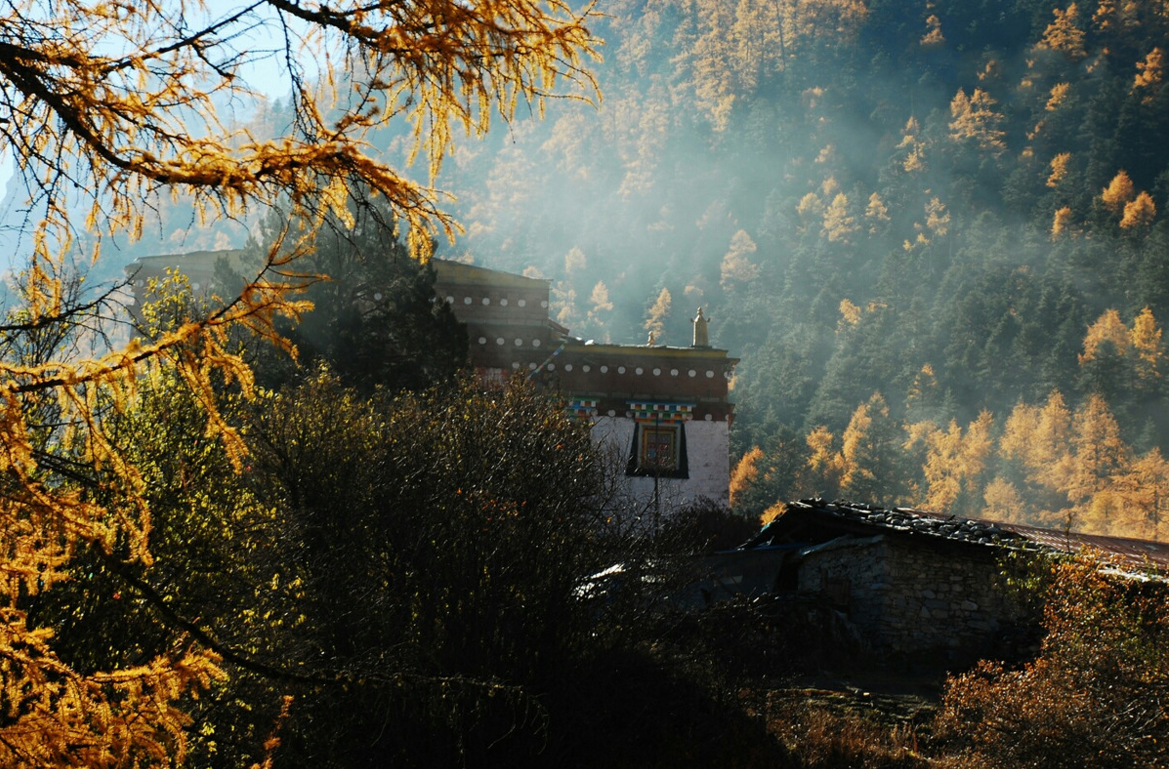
[865,192,891,233]
[0,0,598,765]
[1046,82,1072,111]
[1052,206,1076,240]
[948,88,1007,153]
[921,411,994,517]
[719,229,760,289]
[821,192,857,244]
[983,476,1027,523]
[1133,47,1163,99]
[898,116,928,173]
[1047,152,1073,187]
[1121,191,1157,228]
[1101,170,1136,213]
[644,287,672,344]
[1065,394,1129,532]
[1079,308,1132,365]
[1036,3,1087,61]
[838,393,902,505]
[805,424,845,500]
[729,446,764,510]
[1130,306,1164,386]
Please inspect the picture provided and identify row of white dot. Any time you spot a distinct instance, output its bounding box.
[506,360,717,378]
[447,296,549,309]
[480,336,544,348]
[584,409,717,421]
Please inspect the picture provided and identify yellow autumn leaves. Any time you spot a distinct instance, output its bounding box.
[734,306,1169,541]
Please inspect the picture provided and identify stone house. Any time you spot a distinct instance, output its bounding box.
[710,499,1169,660]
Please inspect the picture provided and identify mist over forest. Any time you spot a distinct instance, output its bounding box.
[436,0,1169,541]
[6,0,1169,539]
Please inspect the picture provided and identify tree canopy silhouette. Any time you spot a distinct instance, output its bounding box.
[0,0,598,763]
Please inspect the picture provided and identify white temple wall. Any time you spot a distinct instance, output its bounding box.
[590,415,731,515]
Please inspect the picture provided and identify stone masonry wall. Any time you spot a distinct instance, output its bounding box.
[798,536,1023,656]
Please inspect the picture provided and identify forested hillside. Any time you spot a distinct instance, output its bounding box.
[425,0,1169,538]
[5,0,1166,536]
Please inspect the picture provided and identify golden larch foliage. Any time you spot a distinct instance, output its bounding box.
[1134,47,1164,97]
[905,363,939,414]
[692,0,737,132]
[720,230,760,288]
[1052,206,1076,240]
[822,193,858,243]
[552,283,578,327]
[729,446,765,508]
[921,14,945,45]
[760,501,788,526]
[644,287,673,342]
[806,425,844,499]
[925,197,951,237]
[921,421,962,512]
[838,298,862,330]
[949,88,1007,151]
[1080,308,1132,364]
[0,0,601,760]
[920,411,994,514]
[977,59,1003,82]
[1130,306,1164,382]
[1121,191,1157,227]
[1065,394,1128,506]
[774,0,868,53]
[839,402,874,493]
[1093,0,1117,30]
[1101,170,1136,213]
[839,394,892,499]
[866,192,891,232]
[589,281,613,313]
[999,402,1041,465]
[731,0,788,88]
[1001,391,1076,497]
[1111,449,1169,539]
[797,192,825,227]
[913,197,951,246]
[1037,3,1087,60]
[899,116,929,173]
[1046,82,1072,110]
[1048,153,1073,187]
[983,477,1027,523]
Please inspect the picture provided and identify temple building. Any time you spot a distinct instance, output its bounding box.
[126,252,739,509]
[433,261,738,510]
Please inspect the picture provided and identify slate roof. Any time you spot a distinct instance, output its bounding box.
[749,499,1169,571]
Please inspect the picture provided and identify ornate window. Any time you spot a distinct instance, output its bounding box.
[626,401,693,479]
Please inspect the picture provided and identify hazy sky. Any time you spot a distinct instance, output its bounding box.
[1,1,302,197]
[0,1,309,272]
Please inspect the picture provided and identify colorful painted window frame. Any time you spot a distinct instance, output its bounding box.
[626,422,689,478]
